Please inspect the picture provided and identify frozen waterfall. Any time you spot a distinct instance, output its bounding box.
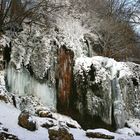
[111,76,125,128]
[6,65,56,109]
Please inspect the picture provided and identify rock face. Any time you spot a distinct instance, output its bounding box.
[74,57,113,129]
[74,57,140,129]
[48,127,74,140]
[18,110,36,131]
[74,63,112,128]
[56,46,74,111]
[1,1,140,130]
[120,63,140,119]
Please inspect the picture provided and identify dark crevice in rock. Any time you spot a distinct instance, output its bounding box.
[68,110,116,131]
[26,63,50,84]
[26,64,34,76]
[132,77,138,86]
[3,43,12,67]
[88,64,96,81]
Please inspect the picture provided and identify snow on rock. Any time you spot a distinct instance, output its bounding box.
[5,24,58,110]
[56,15,90,58]
[126,118,140,135]
[86,129,115,139]
[4,10,100,113]
[0,102,49,140]
[0,35,10,48]
[0,71,11,103]
[74,56,131,81]
[0,101,84,140]
[120,62,140,120]
[85,128,140,140]
[10,41,26,70]
[0,71,5,86]
[51,113,81,129]
[36,108,81,129]
[74,56,140,129]
[10,23,55,80]
[116,127,136,137]
[41,119,57,129]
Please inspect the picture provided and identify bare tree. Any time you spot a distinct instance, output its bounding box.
[81,0,140,60]
[0,0,68,33]
[0,0,46,32]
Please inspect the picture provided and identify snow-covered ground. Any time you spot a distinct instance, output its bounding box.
[0,102,49,140]
[0,101,85,140]
[1,101,140,140]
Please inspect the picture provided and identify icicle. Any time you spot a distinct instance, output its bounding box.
[111,75,125,128]
[6,64,56,109]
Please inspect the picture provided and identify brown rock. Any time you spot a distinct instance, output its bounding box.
[38,111,52,118]
[48,127,74,140]
[86,131,114,139]
[18,110,36,131]
[0,94,8,103]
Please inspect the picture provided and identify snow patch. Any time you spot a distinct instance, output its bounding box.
[74,56,131,82]
[116,127,136,137]
[126,118,140,134]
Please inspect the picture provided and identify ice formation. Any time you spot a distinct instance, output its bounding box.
[74,56,140,128]
[6,65,56,109]
[0,0,139,131]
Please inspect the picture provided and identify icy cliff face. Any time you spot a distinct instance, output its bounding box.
[6,65,56,109]
[4,8,99,111]
[3,24,57,110]
[74,56,140,129]
[1,0,140,130]
[119,63,140,118]
[2,17,140,130]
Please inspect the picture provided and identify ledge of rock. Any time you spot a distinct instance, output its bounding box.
[0,132,19,140]
[116,127,136,137]
[48,126,74,140]
[86,129,115,139]
[126,118,140,135]
[18,110,37,131]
